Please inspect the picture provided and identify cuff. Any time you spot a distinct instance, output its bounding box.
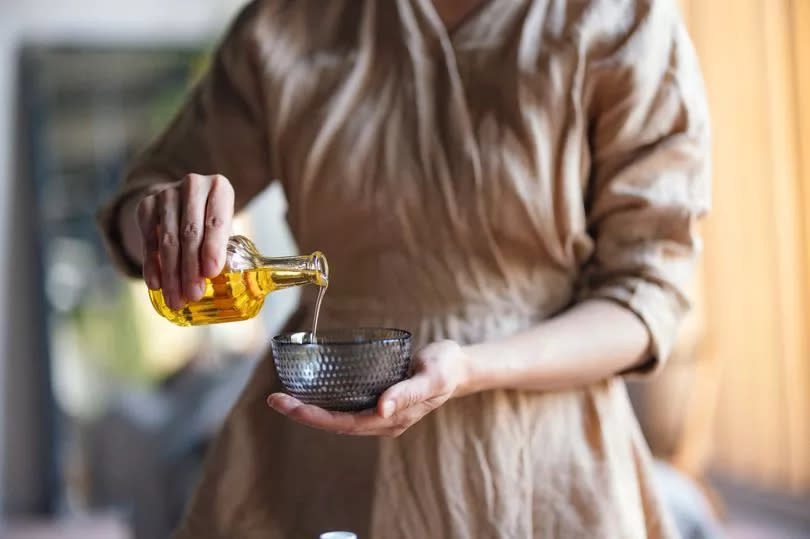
[96,181,166,278]
[582,277,688,378]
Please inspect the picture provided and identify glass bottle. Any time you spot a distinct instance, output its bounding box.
[148,235,328,326]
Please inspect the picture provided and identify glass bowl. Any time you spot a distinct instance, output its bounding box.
[271,328,412,411]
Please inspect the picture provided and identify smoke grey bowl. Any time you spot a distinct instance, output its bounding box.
[272,328,412,412]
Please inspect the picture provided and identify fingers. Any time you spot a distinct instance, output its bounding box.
[137,194,160,290]
[266,394,420,437]
[135,173,234,308]
[180,175,208,301]
[201,175,234,278]
[158,188,183,310]
[267,394,380,433]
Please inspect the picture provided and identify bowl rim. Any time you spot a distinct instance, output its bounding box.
[272,327,411,346]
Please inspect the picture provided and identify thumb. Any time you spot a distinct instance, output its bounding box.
[377,372,432,419]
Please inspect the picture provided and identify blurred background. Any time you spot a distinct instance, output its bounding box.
[0,0,808,538]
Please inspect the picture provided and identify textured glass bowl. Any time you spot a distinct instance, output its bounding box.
[272,328,412,411]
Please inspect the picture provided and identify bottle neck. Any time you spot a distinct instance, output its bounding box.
[257,251,329,290]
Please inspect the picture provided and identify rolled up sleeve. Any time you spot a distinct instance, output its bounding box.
[580,0,711,375]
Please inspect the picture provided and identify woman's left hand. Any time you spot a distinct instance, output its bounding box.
[267,340,469,437]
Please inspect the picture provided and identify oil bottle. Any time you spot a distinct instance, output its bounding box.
[148,235,328,327]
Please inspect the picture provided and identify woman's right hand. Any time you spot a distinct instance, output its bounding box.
[135,173,235,310]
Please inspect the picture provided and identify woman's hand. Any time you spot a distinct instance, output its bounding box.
[133,174,234,310]
[267,340,470,437]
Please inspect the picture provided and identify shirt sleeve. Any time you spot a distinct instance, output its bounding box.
[579,0,711,376]
[97,0,272,278]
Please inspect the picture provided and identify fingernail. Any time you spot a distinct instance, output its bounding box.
[203,257,219,277]
[268,394,289,410]
[186,280,205,301]
[381,400,395,418]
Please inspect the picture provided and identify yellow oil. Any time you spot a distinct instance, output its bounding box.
[149,267,327,327]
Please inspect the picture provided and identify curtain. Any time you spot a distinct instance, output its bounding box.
[673,0,810,493]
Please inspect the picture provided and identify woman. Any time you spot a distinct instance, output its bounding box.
[100,0,710,537]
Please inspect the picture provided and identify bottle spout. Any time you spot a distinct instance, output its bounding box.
[311,251,329,287]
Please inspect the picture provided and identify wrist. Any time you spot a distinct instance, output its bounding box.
[453,343,488,398]
[118,192,146,266]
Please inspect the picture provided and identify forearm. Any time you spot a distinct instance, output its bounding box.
[458,299,651,395]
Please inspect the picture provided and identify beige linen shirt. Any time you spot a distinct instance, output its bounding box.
[99,0,710,537]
